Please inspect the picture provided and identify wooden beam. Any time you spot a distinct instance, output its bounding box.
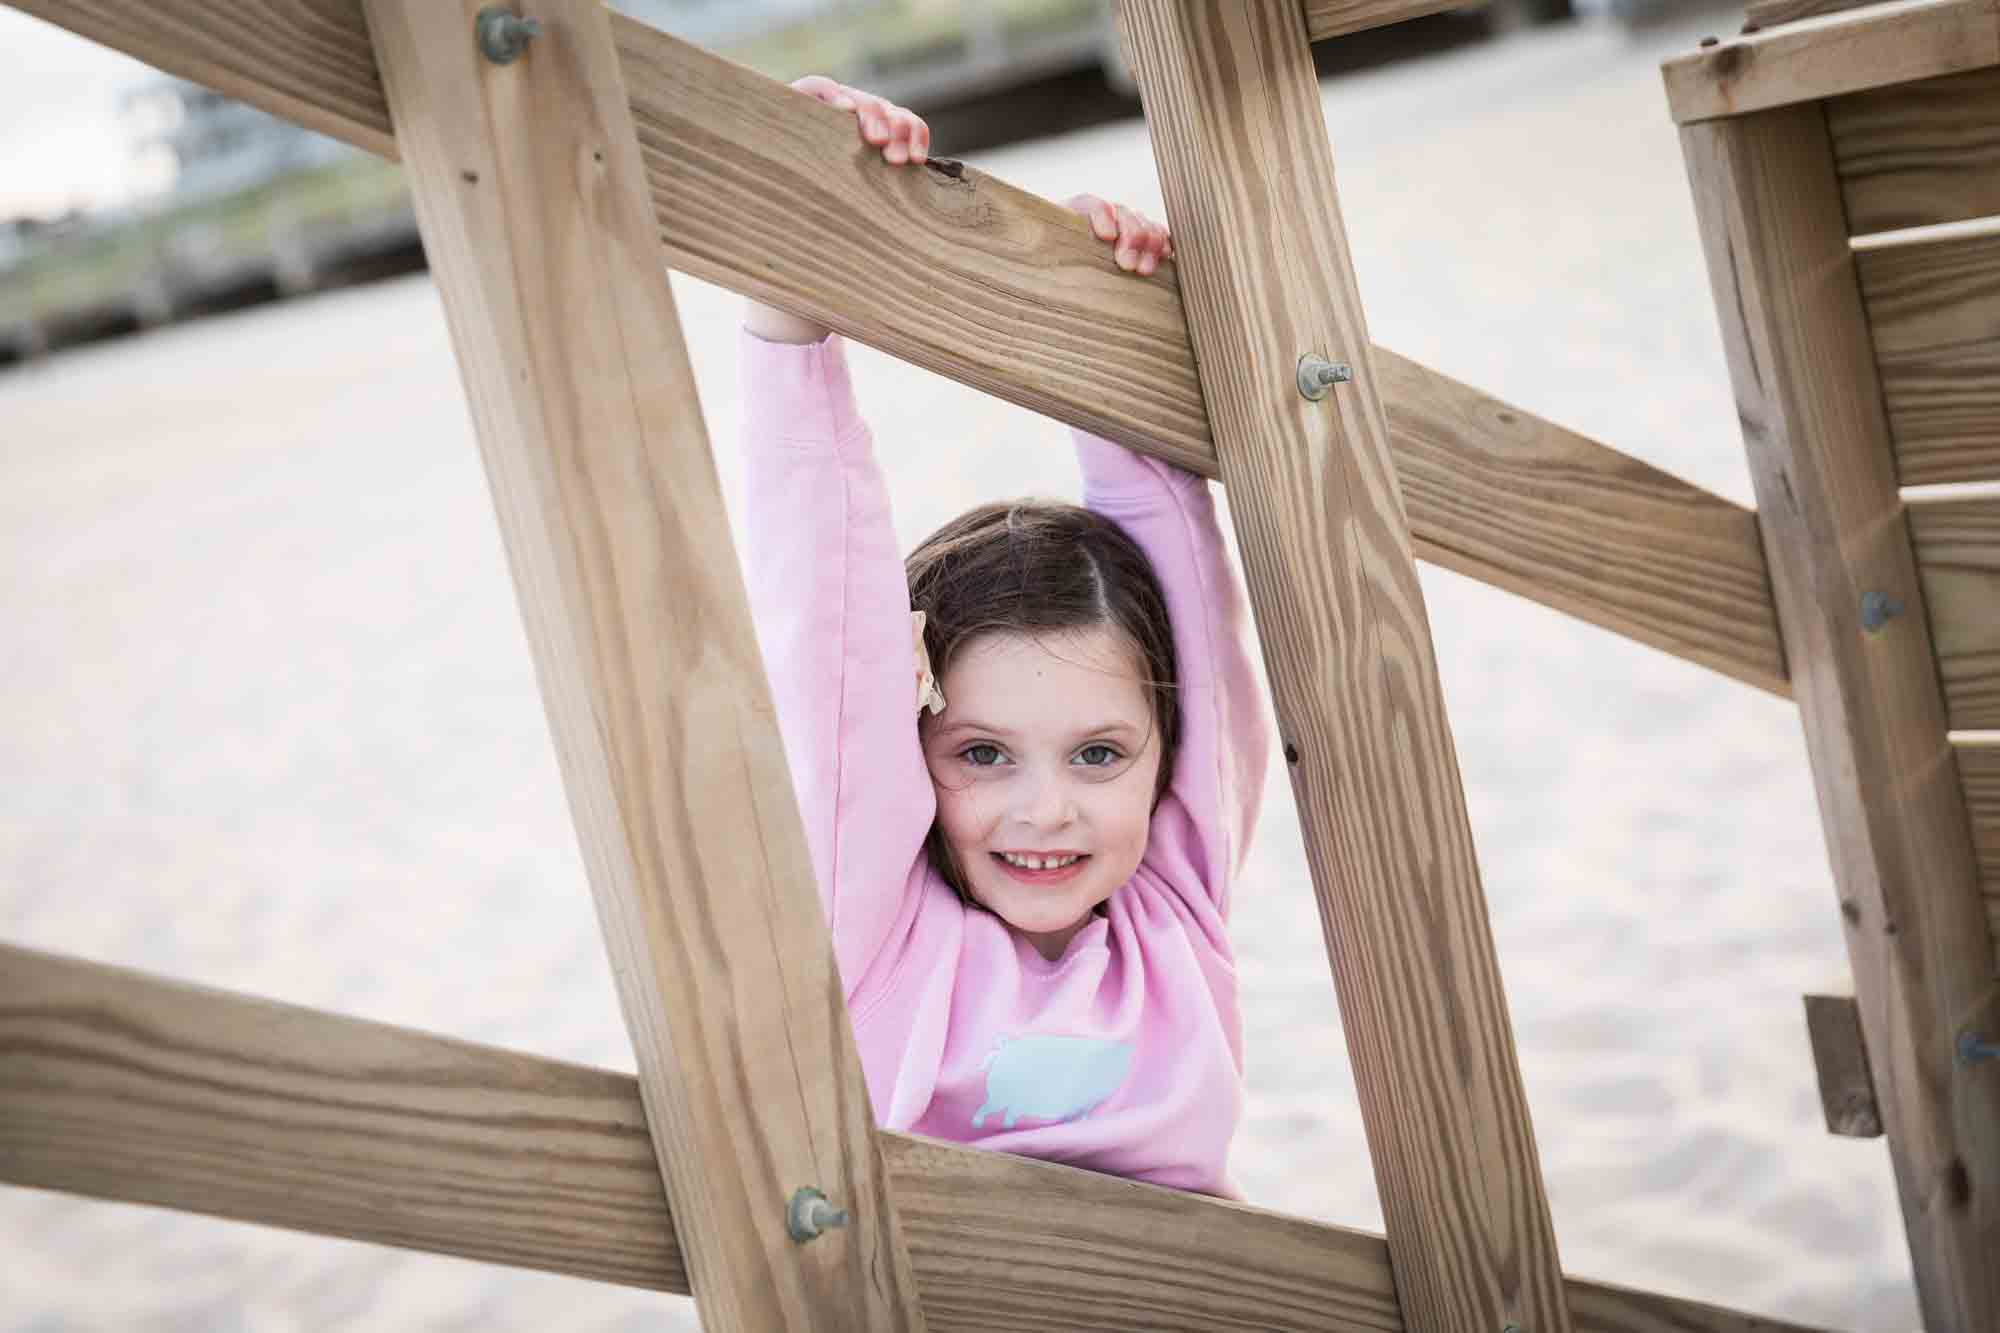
[1301,0,1471,40]
[355,1,922,1327]
[1681,101,2000,1328]
[1113,4,1571,1329]
[0,943,1835,1333]
[1378,349,1788,696]
[1662,0,2000,127]
[1856,231,2000,488]
[1907,497,2000,730]
[1803,993,1885,1137]
[1829,66,2000,236]
[0,0,1791,699]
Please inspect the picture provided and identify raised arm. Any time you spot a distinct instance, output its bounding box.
[740,329,937,991]
[1075,431,1269,920]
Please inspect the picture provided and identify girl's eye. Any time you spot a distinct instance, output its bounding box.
[961,743,1006,767]
[1074,743,1122,768]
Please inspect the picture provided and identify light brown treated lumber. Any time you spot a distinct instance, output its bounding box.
[0,0,1792,700]
[1681,101,2000,1328]
[356,1,922,1327]
[1301,0,1469,39]
[1803,993,1885,1137]
[1856,230,2000,488]
[1829,66,2000,236]
[1907,497,2000,730]
[1662,0,2000,126]
[1377,349,1788,696]
[1961,739,2000,939]
[1113,4,1570,1329]
[0,943,1836,1333]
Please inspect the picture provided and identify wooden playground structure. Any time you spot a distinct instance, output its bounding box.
[3,0,1997,1327]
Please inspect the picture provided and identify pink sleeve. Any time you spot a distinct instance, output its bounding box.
[739,329,937,993]
[1075,431,1268,921]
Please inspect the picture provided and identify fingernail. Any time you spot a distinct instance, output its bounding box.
[833,96,854,110]
[1116,248,1135,269]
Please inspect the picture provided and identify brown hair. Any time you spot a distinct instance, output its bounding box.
[906,500,1179,899]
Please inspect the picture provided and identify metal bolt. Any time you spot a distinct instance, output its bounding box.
[1297,354,1354,401]
[1958,1032,2000,1067]
[1859,590,1903,633]
[476,7,542,64]
[785,1185,849,1242]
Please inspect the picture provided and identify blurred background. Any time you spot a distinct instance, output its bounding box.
[4,1,1926,1330]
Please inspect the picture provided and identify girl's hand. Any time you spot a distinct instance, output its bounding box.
[791,75,930,166]
[745,78,932,344]
[1064,193,1173,276]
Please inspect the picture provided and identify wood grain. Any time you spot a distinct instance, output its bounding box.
[1662,0,2000,126]
[0,943,1836,1333]
[1907,497,2000,730]
[357,1,922,1327]
[1856,230,2000,486]
[1803,993,1885,1137]
[1114,4,1571,1329]
[1681,102,2000,1328]
[1829,66,2000,235]
[1960,739,2000,941]
[1302,0,1469,40]
[1379,349,1788,696]
[0,0,1792,699]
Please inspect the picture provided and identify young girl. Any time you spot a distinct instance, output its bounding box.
[742,78,1268,1196]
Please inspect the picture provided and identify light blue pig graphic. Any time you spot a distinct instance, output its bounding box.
[971,1034,1134,1130]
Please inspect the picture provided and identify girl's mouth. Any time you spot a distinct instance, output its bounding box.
[990,851,1089,885]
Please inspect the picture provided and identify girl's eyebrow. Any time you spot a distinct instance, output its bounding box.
[933,719,1143,741]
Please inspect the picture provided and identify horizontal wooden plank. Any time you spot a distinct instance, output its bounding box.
[0,0,1792,697]
[1961,740,2000,942]
[0,943,1831,1333]
[1663,0,2000,126]
[1829,66,2000,235]
[1856,229,2000,485]
[1301,0,1470,40]
[1907,497,2000,729]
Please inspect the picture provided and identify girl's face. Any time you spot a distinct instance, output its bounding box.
[922,626,1163,962]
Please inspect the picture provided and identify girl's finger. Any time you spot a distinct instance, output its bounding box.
[1114,204,1144,270]
[908,117,930,164]
[884,112,915,164]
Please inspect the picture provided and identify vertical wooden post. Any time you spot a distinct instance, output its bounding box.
[1681,103,2000,1330]
[1114,5,1573,1329]
[355,2,926,1328]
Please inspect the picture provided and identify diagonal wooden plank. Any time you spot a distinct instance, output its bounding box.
[353,1,922,1327]
[0,942,1835,1333]
[1112,3,1570,1329]
[1681,100,2000,1329]
[2,0,1791,698]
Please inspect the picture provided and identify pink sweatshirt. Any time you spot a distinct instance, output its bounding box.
[741,330,1268,1195]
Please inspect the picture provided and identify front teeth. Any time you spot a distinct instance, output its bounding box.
[999,853,1081,871]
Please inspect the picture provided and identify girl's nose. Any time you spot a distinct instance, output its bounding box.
[1019,771,1077,829]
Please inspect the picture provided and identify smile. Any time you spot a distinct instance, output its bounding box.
[991,851,1089,882]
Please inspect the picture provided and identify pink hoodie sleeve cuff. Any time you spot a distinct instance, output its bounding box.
[1074,428,1201,500]
[739,326,869,452]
